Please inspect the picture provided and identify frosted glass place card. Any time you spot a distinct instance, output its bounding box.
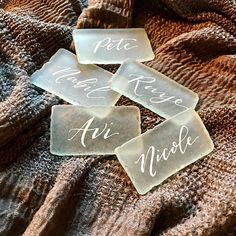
[30,49,120,106]
[111,60,199,119]
[51,105,141,156]
[73,28,154,64]
[115,109,214,194]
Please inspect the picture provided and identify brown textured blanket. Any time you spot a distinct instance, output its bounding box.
[0,0,235,235]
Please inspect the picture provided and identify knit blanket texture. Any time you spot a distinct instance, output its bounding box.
[0,0,235,235]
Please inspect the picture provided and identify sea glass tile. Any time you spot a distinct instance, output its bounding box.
[115,109,214,194]
[30,48,120,106]
[111,60,199,119]
[73,28,154,64]
[50,105,141,156]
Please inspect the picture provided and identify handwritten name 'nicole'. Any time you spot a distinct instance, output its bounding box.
[128,74,188,109]
[52,66,111,99]
[135,125,199,177]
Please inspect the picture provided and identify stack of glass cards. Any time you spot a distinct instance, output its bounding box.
[30,28,214,195]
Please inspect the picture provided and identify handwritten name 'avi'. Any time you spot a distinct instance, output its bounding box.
[67,116,119,147]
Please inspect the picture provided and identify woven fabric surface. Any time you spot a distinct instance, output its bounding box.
[0,0,235,235]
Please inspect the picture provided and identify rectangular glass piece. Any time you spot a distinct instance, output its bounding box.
[30,49,121,106]
[73,28,154,64]
[111,60,199,119]
[115,109,214,195]
[51,105,141,156]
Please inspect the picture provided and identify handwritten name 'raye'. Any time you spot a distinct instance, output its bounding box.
[128,74,188,109]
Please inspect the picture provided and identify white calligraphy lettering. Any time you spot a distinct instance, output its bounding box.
[93,37,138,53]
[52,66,111,99]
[135,125,199,176]
[128,74,188,109]
[67,117,119,147]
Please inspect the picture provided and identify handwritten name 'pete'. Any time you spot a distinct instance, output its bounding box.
[94,37,138,53]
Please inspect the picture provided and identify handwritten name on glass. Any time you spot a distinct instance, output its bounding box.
[111,60,199,119]
[30,49,121,106]
[50,105,141,156]
[73,29,154,64]
[115,109,214,194]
